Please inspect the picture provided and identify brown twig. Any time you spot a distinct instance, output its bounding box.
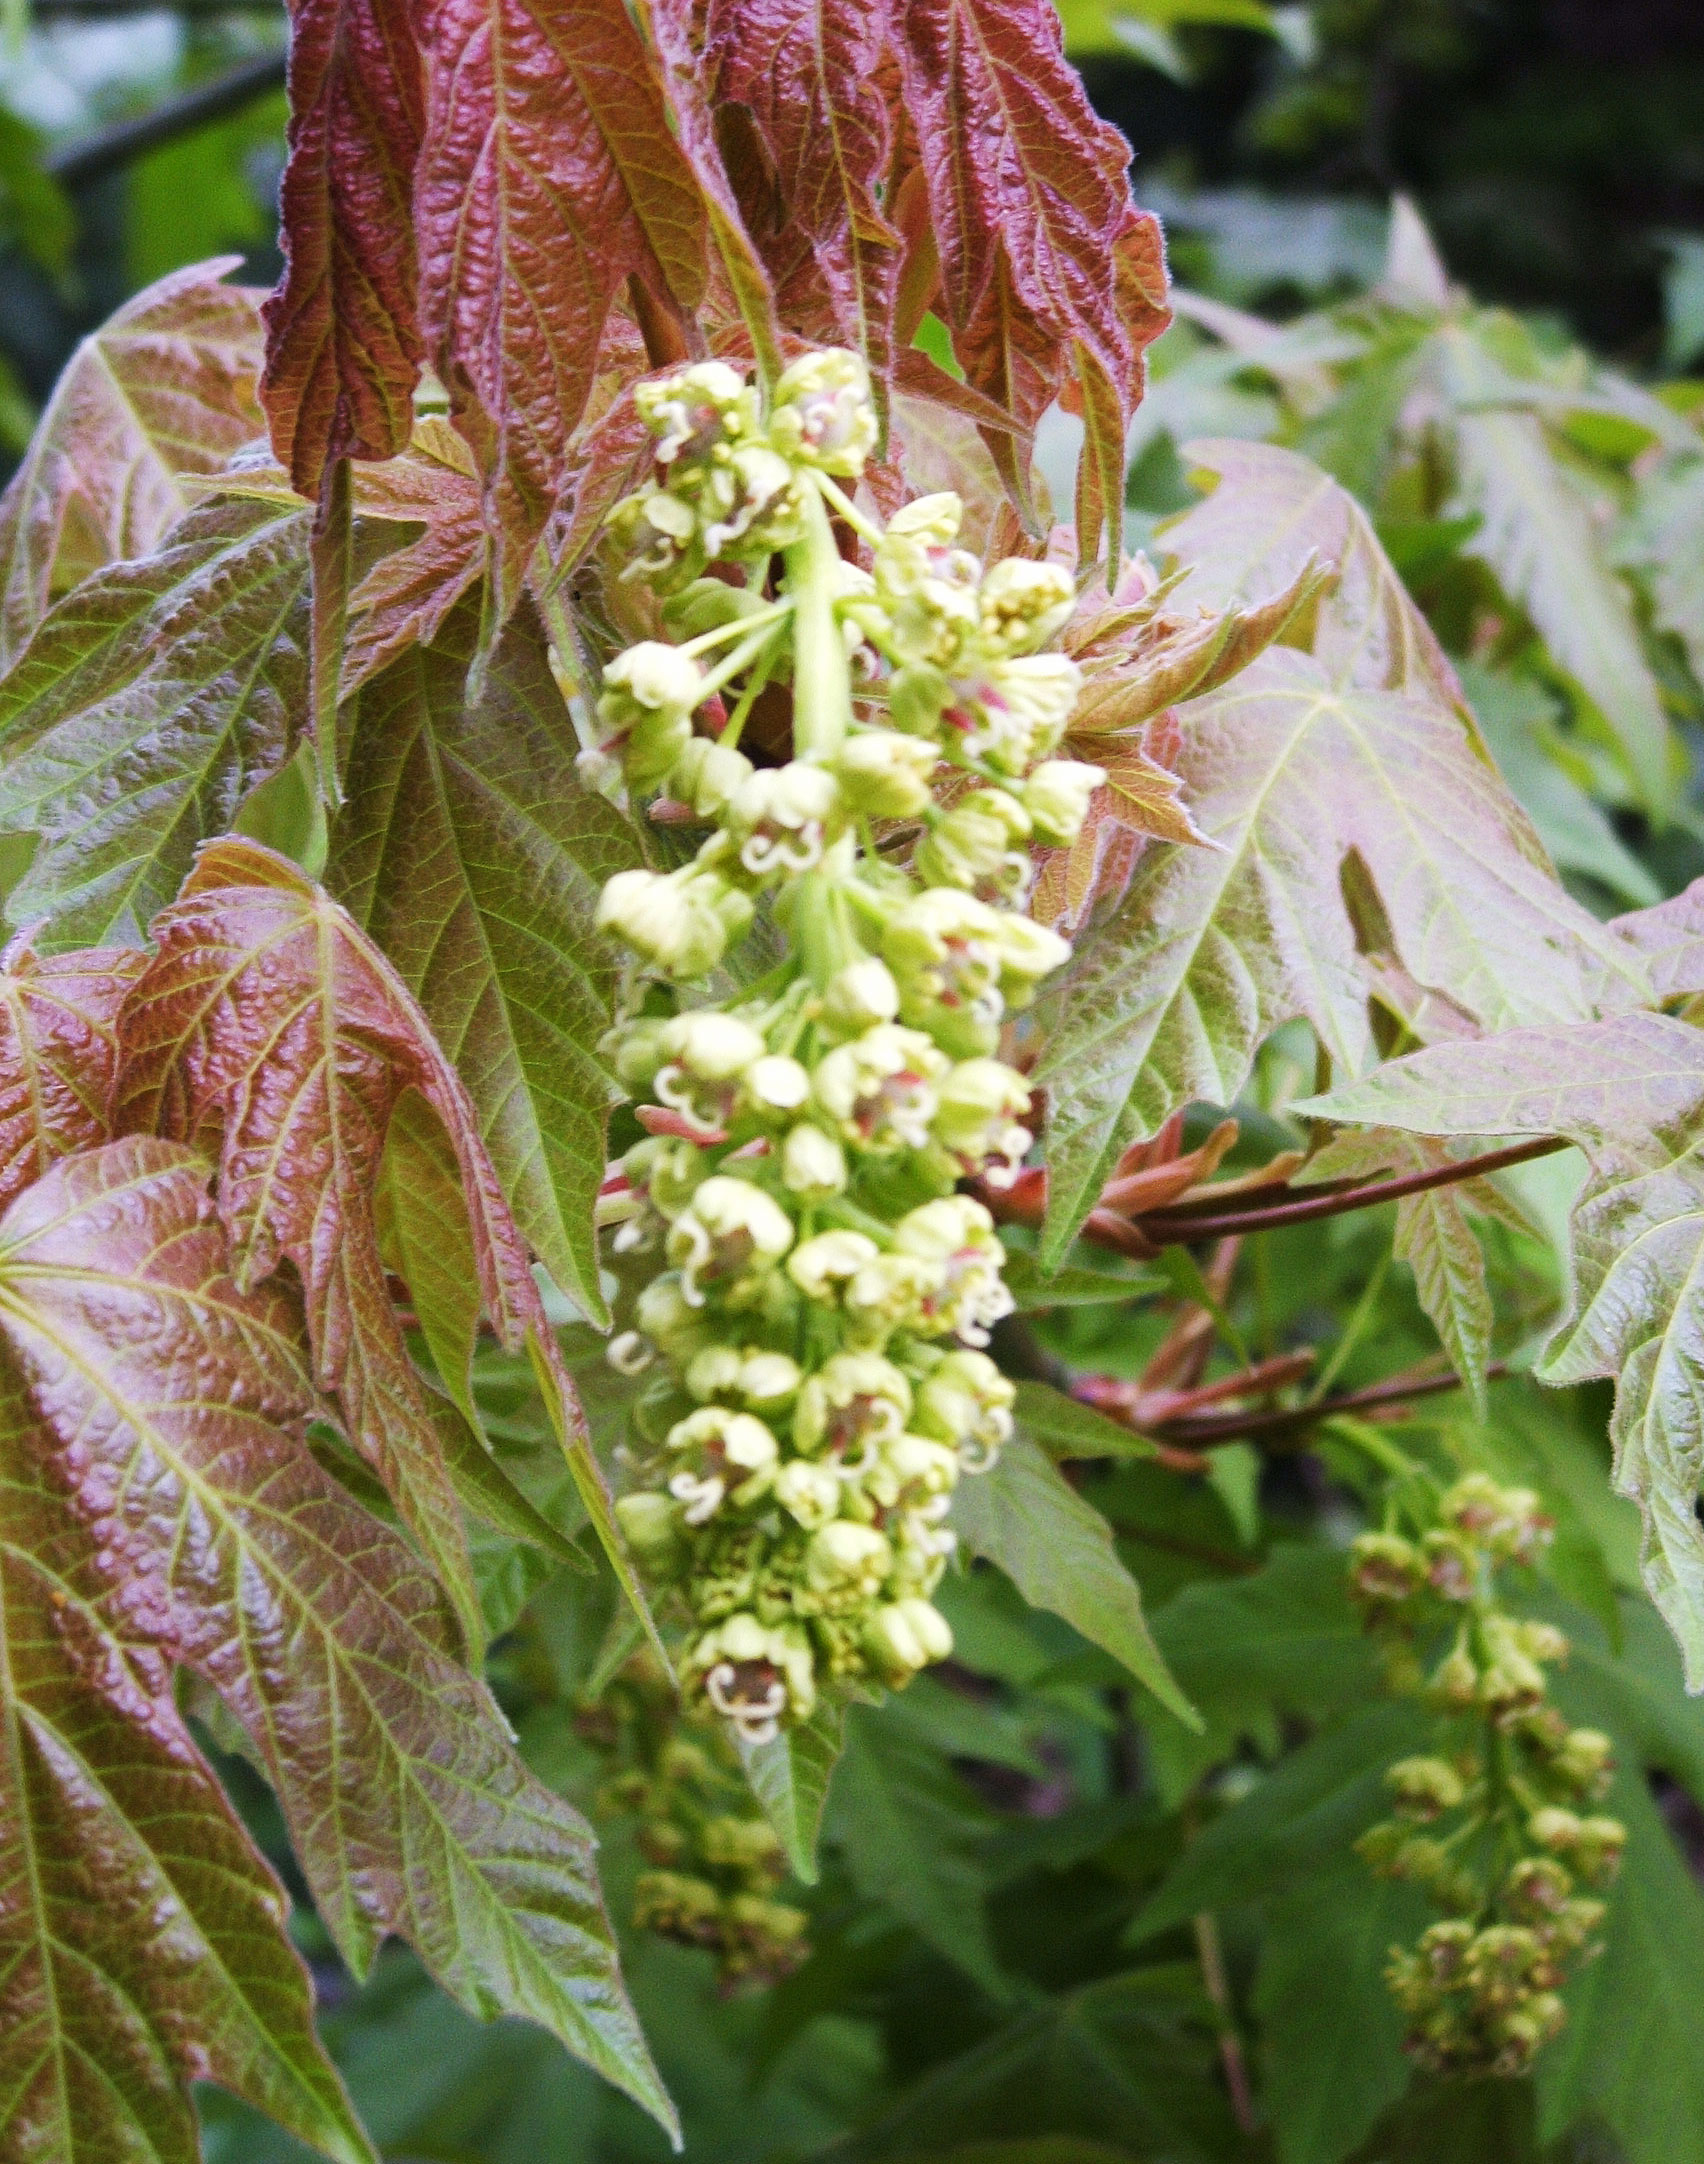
[1131,1136,1567,1246]
[1152,1361,1509,1450]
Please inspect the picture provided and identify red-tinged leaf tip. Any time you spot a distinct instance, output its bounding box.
[0,261,267,672]
[415,0,711,624]
[262,0,425,496]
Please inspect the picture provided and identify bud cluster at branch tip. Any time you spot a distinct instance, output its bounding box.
[582,347,1102,1743]
[1349,1475,1625,2077]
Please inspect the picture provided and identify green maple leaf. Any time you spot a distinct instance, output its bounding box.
[0,497,310,950]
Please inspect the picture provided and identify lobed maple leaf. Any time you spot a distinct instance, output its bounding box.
[261,0,425,496]
[704,0,903,388]
[0,1136,672,2138]
[889,0,1169,556]
[341,418,486,692]
[0,261,267,673]
[1032,644,1654,1263]
[114,838,657,1656]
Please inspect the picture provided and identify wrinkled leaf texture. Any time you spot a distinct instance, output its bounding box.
[413,0,708,620]
[261,0,425,494]
[113,838,656,1658]
[0,1137,672,2140]
[0,1335,372,2164]
[0,497,310,951]
[0,261,265,674]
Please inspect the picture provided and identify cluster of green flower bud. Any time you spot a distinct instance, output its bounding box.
[1348,1475,1624,2078]
[584,348,1090,1742]
[576,1656,808,1988]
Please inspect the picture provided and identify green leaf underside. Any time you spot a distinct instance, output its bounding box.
[0,496,310,950]
[1012,1378,1159,1459]
[737,1701,845,1883]
[331,601,635,1326]
[949,1429,1197,1726]
[831,1705,1008,1996]
[1034,642,1646,1262]
[0,1137,674,2141]
[0,1346,371,2164]
[1304,1012,1704,1687]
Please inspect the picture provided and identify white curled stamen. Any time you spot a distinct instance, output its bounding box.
[669,1469,726,1525]
[607,1330,655,1374]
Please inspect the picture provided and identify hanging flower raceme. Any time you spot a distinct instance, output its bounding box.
[584,347,1094,1744]
[1349,1475,1626,2078]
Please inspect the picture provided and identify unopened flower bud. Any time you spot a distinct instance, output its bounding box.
[806,1519,893,1599]
[787,1229,880,1300]
[864,1597,953,1684]
[781,1122,849,1198]
[977,556,1076,656]
[1385,1755,1466,1820]
[1552,1727,1613,1798]
[1348,1531,1427,1605]
[835,729,940,817]
[659,1011,765,1081]
[934,1057,1033,1179]
[615,1490,687,1574]
[670,736,755,819]
[744,1054,812,1114]
[774,1457,843,1530]
[597,867,741,977]
[821,956,901,1035]
[769,349,877,475]
[1024,758,1106,847]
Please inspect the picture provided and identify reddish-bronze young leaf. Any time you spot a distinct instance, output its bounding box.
[705,0,903,386]
[261,0,424,497]
[115,838,661,1656]
[1031,726,1206,933]
[0,1350,373,2164]
[0,937,142,1213]
[889,0,1168,550]
[415,0,710,625]
[0,1138,673,2137]
[0,262,266,672]
[343,418,485,691]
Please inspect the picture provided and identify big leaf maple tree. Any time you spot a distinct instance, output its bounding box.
[0,3,1699,2162]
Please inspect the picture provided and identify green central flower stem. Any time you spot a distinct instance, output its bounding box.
[784,483,852,762]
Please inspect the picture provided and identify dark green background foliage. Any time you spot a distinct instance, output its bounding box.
[1,5,1701,2162]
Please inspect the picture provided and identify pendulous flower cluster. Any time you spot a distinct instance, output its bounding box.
[578,1656,809,1988]
[1349,1475,1625,2078]
[582,348,1102,1744]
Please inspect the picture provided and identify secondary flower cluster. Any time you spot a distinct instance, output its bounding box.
[578,1656,808,1988]
[585,348,1097,1742]
[1349,1475,1624,2078]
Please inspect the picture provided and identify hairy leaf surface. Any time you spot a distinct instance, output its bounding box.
[0,1137,672,2137]
[261,0,424,494]
[331,605,634,1324]
[415,0,708,619]
[0,497,310,949]
[1033,644,1646,1260]
[0,1348,370,2164]
[0,262,265,672]
[1304,1014,1704,1685]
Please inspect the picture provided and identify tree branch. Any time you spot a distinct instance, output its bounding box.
[45,49,287,188]
[1149,1361,1509,1449]
[1130,1136,1567,1247]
